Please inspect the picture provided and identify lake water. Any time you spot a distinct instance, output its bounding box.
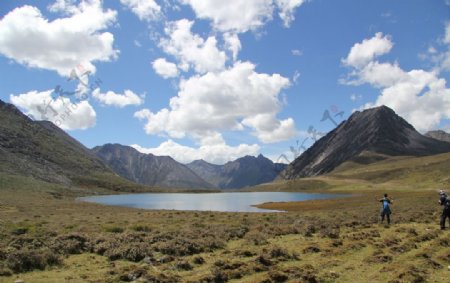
[79,192,346,212]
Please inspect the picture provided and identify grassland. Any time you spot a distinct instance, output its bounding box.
[1,153,450,282]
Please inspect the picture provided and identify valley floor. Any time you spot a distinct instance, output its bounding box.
[0,180,449,282]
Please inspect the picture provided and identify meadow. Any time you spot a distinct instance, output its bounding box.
[1,170,449,283]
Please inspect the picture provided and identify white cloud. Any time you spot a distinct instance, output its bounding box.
[343,33,450,132]
[344,61,406,88]
[275,0,305,27]
[292,70,300,84]
[152,58,179,78]
[223,32,241,61]
[342,32,393,68]
[0,1,118,76]
[10,90,96,130]
[438,22,450,71]
[350,93,362,102]
[242,114,297,143]
[181,0,305,33]
[181,0,274,33]
[120,0,161,21]
[134,61,295,143]
[159,19,227,73]
[131,139,260,164]
[48,0,79,14]
[92,89,144,107]
[291,49,302,56]
[418,23,450,73]
[445,22,450,44]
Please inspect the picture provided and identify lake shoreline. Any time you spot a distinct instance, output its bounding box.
[78,191,349,213]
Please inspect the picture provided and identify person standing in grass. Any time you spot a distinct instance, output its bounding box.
[379,193,392,225]
[439,190,450,230]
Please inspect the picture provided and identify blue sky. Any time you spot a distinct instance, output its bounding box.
[1,0,449,164]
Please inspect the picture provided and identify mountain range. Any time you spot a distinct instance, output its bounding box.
[93,144,286,189]
[2,98,450,191]
[425,130,450,143]
[92,144,214,189]
[187,155,286,189]
[0,99,285,190]
[0,99,146,192]
[281,106,450,179]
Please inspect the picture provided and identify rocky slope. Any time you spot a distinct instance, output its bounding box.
[282,106,450,179]
[0,99,143,191]
[425,130,450,142]
[187,155,287,189]
[93,144,214,189]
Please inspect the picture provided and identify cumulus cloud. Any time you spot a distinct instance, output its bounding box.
[120,0,161,21]
[159,19,227,73]
[92,89,144,107]
[342,33,450,132]
[181,0,274,33]
[223,32,241,61]
[342,32,393,68]
[10,90,96,130]
[0,1,118,76]
[152,58,179,78]
[275,0,305,27]
[48,0,79,14]
[134,61,295,143]
[181,0,305,33]
[131,139,260,164]
[242,114,296,143]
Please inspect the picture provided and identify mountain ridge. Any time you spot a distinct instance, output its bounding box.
[281,105,450,179]
[0,99,147,192]
[187,154,287,189]
[425,130,450,143]
[92,143,215,189]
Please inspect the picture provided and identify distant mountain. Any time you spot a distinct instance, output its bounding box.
[92,144,214,189]
[0,99,144,192]
[187,155,287,189]
[282,105,450,179]
[425,130,450,143]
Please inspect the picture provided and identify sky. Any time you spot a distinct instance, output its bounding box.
[1,0,449,165]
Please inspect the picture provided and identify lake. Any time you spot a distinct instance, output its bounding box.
[79,192,346,212]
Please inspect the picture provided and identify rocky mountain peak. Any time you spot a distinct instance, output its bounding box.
[281,105,450,179]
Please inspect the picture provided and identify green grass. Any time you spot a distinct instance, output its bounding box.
[1,151,450,282]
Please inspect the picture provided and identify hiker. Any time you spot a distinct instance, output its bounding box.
[379,193,392,225]
[439,190,450,230]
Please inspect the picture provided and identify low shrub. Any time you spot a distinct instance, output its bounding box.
[104,242,150,262]
[6,248,61,273]
[104,226,124,233]
[51,233,88,254]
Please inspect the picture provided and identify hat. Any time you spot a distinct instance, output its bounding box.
[439,190,445,195]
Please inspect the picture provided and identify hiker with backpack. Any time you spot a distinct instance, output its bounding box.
[379,193,393,225]
[439,190,450,230]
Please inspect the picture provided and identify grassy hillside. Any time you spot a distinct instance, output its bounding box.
[250,152,450,193]
[0,100,160,193]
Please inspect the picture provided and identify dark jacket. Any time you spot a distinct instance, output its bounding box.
[440,194,450,210]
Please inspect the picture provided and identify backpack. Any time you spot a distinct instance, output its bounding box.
[445,197,450,210]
